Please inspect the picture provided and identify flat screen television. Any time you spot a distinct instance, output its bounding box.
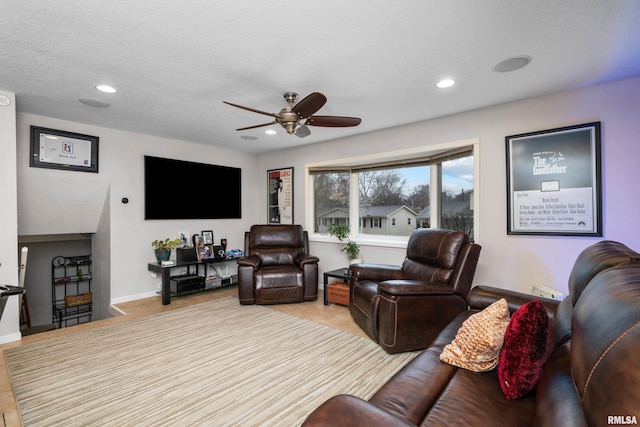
[144,155,241,220]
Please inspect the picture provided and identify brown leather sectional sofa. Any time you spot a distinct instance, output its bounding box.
[303,240,640,426]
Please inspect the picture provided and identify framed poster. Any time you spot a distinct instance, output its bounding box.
[30,126,99,173]
[506,122,601,236]
[267,167,294,225]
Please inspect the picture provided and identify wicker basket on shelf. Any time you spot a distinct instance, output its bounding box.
[65,292,92,307]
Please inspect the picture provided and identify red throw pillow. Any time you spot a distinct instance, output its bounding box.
[498,299,555,399]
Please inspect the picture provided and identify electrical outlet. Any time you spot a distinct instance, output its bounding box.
[532,284,564,300]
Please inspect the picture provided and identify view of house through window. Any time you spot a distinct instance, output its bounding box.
[314,172,350,233]
[439,155,475,238]
[312,149,475,240]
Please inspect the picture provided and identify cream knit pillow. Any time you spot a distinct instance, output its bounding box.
[440,298,510,372]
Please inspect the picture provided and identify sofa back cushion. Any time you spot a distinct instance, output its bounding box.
[570,263,640,426]
[247,225,306,266]
[567,240,640,306]
[402,229,467,283]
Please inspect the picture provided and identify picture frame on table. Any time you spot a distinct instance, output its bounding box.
[30,126,99,173]
[506,122,602,236]
[197,244,214,261]
[267,167,294,225]
[201,230,214,245]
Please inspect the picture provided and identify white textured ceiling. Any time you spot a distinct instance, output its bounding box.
[2,1,640,154]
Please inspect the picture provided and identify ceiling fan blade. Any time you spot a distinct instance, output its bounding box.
[223,101,280,118]
[295,124,311,138]
[292,92,327,118]
[235,121,277,131]
[306,115,362,127]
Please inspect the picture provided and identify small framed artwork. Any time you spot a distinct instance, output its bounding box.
[267,167,294,225]
[201,230,214,245]
[506,122,602,236]
[30,126,99,173]
[196,244,214,260]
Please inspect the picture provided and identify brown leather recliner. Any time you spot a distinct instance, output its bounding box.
[349,228,481,353]
[237,225,319,305]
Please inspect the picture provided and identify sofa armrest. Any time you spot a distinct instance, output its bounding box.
[296,253,319,267]
[302,394,415,427]
[378,280,455,297]
[468,285,560,319]
[351,263,403,282]
[236,255,260,270]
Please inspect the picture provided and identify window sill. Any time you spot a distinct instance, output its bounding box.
[309,233,409,249]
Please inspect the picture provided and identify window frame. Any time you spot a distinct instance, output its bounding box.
[305,139,480,248]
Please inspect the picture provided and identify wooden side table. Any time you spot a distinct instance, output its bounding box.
[323,268,351,306]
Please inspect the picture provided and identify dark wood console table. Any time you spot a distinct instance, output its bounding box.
[148,257,241,305]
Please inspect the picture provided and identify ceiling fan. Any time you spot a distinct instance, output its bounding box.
[223,92,361,138]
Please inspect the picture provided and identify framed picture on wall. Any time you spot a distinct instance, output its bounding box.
[30,126,99,173]
[267,167,294,225]
[506,122,602,236]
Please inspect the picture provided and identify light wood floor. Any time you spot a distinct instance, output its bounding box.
[0,287,365,427]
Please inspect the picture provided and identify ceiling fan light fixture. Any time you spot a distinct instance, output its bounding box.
[224,91,361,138]
[436,79,456,89]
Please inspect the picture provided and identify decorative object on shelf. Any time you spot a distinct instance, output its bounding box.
[220,238,227,252]
[327,224,361,264]
[201,230,213,245]
[506,121,602,236]
[267,167,294,225]
[30,126,99,173]
[151,238,181,262]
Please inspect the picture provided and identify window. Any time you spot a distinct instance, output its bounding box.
[313,172,349,234]
[309,143,476,240]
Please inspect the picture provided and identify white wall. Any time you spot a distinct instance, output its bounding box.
[4,76,640,344]
[15,114,260,306]
[258,76,640,297]
[0,90,20,343]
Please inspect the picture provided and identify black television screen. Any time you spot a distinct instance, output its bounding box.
[144,155,241,220]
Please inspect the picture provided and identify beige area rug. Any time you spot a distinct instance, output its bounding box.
[4,297,416,427]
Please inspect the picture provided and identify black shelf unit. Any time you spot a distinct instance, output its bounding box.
[148,257,240,305]
[52,255,92,328]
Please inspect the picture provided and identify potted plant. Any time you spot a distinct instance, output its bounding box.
[151,238,181,262]
[327,224,361,265]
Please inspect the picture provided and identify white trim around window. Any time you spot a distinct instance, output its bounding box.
[305,138,480,248]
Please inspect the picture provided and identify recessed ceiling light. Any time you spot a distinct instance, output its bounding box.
[493,55,531,72]
[95,84,117,93]
[265,129,277,135]
[241,135,258,140]
[79,97,110,107]
[436,79,456,89]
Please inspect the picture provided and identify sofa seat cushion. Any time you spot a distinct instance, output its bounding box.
[255,265,302,289]
[368,309,536,426]
[254,265,303,304]
[533,342,587,426]
[421,368,536,426]
[368,312,470,424]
